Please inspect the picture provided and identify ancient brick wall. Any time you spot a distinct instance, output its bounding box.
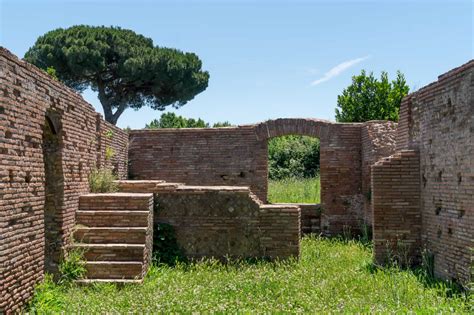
[0,48,129,312]
[373,60,473,285]
[96,117,128,179]
[129,127,268,199]
[361,121,398,225]
[372,150,422,265]
[117,181,300,259]
[397,61,473,284]
[129,119,393,236]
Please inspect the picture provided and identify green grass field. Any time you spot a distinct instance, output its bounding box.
[28,237,470,313]
[268,177,320,204]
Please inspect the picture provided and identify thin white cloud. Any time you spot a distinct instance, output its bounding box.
[311,55,370,86]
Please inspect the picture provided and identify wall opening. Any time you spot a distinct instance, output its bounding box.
[267,135,320,204]
[42,110,64,275]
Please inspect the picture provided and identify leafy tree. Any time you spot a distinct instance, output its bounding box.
[268,135,320,180]
[335,70,409,122]
[146,112,209,128]
[212,121,233,127]
[24,25,209,125]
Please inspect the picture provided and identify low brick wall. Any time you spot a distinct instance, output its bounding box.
[372,150,422,265]
[117,181,300,260]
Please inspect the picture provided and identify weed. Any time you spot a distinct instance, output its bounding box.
[88,168,118,193]
[58,247,87,284]
[27,237,469,313]
[105,146,115,160]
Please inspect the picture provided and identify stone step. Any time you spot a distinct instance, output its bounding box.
[79,193,153,211]
[74,227,147,244]
[85,261,143,279]
[76,278,143,285]
[76,210,149,227]
[71,244,145,262]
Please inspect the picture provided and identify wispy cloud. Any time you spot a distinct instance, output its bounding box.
[310,55,370,86]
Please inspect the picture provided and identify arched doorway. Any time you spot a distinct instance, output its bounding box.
[267,134,320,204]
[42,109,64,275]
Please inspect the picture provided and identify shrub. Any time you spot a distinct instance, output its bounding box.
[88,168,118,193]
[268,135,320,180]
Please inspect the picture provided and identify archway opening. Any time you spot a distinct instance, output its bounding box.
[42,110,64,275]
[267,135,320,204]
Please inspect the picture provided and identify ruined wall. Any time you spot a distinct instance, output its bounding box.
[117,181,300,259]
[130,119,394,235]
[373,60,473,285]
[372,150,422,265]
[129,127,268,199]
[0,48,129,312]
[96,117,128,179]
[401,61,473,284]
[361,121,398,225]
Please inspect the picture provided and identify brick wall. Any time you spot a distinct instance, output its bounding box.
[96,118,129,179]
[373,60,473,285]
[397,61,473,284]
[117,181,300,259]
[129,119,394,236]
[372,150,422,265]
[0,48,128,312]
[129,127,268,199]
[361,121,398,225]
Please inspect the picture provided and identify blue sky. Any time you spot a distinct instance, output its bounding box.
[1,0,472,128]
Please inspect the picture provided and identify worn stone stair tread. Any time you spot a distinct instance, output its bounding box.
[76,210,149,227]
[76,210,150,214]
[72,243,145,248]
[75,227,147,231]
[75,278,143,285]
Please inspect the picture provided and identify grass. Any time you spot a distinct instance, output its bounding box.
[268,177,320,203]
[28,237,470,313]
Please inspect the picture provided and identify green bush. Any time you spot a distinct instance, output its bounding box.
[88,168,118,193]
[268,135,320,180]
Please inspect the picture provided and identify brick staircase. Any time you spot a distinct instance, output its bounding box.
[72,193,154,283]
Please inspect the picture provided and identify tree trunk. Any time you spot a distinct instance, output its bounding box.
[97,82,124,125]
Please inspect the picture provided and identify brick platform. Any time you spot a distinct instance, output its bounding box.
[117,180,301,260]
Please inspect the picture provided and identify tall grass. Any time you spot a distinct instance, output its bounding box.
[268,177,320,203]
[27,237,469,313]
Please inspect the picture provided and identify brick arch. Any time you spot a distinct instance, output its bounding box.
[253,118,364,236]
[253,118,334,141]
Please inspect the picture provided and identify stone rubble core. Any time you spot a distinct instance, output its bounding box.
[0,45,472,313]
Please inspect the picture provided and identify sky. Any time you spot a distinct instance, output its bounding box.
[1,0,472,129]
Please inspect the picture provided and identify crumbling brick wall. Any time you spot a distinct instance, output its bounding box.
[117,181,300,259]
[372,150,422,265]
[361,121,398,225]
[129,119,395,236]
[373,60,473,285]
[0,48,129,312]
[96,117,128,179]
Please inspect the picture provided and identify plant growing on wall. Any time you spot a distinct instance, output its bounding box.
[105,146,115,161]
[25,25,210,125]
[88,168,118,193]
